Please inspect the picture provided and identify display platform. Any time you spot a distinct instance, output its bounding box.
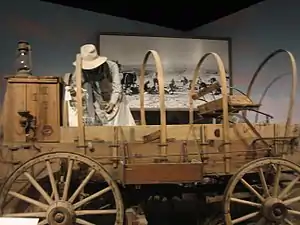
[0,218,39,225]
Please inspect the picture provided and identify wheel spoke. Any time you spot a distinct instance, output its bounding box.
[76,218,95,225]
[38,219,48,225]
[240,178,264,202]
[76,209,117,216]
[288,209,300,216]
[3,212,47,217]
[230,197,261,208]
[24,172,53,204]
[272,164,281,197]
[8,191,48,210]
[278,176,300,199]
[284,195,300,206]
[100,203,111,209]
[46,161,59,201]
[74,186,112,209]
[258,168,270,197]
[62,159,74,201]
[68,169,95,203]
[286,189,298,199]
[50,191,54,199]
[3,166,47,209]
[232,211,260,224]
[284,218,294,225]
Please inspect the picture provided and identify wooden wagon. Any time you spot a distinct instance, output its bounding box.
[0,49,299,225]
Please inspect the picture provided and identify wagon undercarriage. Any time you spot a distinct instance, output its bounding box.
[0,49,299,225]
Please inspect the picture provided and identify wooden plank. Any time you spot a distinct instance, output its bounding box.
[197,95,259,115]
[194,82,220,98]
[35,83,60,142]
[228,95,256,106]
[7,79,59,84]
[6,76,60,84]
[3,83,26,142]
[3,76,61,143]
[143,130,160,143]
[59,123,299,143]
[60,125,202,143]
[123,163,203,184]
[197,98,222,115]
[75,54,86,153]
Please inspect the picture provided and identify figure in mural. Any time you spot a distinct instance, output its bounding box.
[121,71,139,95]
[65,44,135,126]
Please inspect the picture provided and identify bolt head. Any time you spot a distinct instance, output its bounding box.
[54,212,65,223]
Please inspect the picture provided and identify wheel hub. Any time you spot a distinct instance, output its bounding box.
[262,197,287,222]
[54,212,65,223]
[47,201,75,225]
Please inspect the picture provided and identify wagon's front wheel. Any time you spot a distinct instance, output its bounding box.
[224,158,300,225]
[0,152,124,225]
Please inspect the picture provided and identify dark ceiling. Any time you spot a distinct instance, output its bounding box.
[41,0,265,31]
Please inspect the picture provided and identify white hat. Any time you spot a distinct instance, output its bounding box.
[73,44,107,70]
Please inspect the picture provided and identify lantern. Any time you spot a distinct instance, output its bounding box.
[16,41,32,75]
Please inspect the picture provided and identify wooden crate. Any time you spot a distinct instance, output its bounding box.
[3,76,61,143]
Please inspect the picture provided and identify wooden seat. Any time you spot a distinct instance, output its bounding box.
[197,95,260,116]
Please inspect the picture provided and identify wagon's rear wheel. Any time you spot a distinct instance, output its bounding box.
[224,158,300,225]
[0,152,124,225]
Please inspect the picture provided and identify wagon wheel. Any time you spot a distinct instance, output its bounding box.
[224,157,300,225]
[0,152,124,225]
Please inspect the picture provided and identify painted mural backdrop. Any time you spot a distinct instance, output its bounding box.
[99,35,230,110]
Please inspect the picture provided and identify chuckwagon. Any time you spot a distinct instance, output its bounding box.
[0,48,299,225]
